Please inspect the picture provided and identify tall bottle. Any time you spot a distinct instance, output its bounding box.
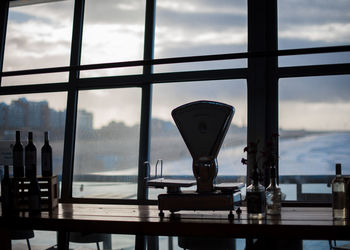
[1,165,13,216]
[41,131,53,177]
[13,130,24,177]
[332,163,348,219]
[246,167,266,219]
[266,166,282,215]
[28,169,41,216]
[25,132,37,178]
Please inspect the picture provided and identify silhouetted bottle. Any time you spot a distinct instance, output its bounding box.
[13,130,24,177]
[41,131,53,177]
[332,163,348,219]
[266,167,282,215]
[25,132,37,178]
[246,167,266,219]
[28,171,41,216]
[1,165,13,216]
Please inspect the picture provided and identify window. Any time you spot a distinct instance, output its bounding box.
[0,0,349,205]
[73,88,141,199]
[2,0,74,85]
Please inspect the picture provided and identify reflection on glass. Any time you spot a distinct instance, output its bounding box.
[149,80,247,199]
[0,93,67,177]
[3,1,74,85]
[279,76,350,201]
[80,0,145,78]
[154,0,247,72]
[73,88,141,199]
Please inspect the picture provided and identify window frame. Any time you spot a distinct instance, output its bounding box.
[0,0,349,205]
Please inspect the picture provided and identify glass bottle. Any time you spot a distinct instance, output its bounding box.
[25,132,37,178]
[1,165,13,216]
[246,167,266,219]
[41,131,53,177]
[13,130,24,177]
[28,170,41,216]
[332,163,348,219]
[266,166,282,215]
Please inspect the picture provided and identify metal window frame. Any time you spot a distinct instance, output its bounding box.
[0,0,349,205]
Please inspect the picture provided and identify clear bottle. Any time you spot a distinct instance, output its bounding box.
[25,132,37,178]
[13,130,24,177]
[332,163,348,219]
[41,131,53,177]
[266,166,282,215]
[246,167,266,219]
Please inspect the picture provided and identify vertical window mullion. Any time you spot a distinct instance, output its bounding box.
[0,0,9,87]
[247,0,278,186]
[137,0,156,202]
[61,0,85,200]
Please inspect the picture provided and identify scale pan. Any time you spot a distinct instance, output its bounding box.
[171,100,234,161]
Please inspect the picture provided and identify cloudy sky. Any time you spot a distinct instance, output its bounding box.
[1,0,350,130]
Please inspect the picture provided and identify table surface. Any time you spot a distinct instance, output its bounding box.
[1,204,350,240]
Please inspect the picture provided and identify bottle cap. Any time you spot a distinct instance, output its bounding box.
[336,163,342,175]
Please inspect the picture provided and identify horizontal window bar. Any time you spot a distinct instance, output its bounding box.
[278,63,350,78]
[0,82,68,95]
[1,45,349,78]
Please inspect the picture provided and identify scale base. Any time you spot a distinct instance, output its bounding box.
[158,191,241,220]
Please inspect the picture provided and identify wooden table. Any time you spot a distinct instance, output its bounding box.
[1,204,350,249]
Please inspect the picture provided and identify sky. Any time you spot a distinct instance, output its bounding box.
[1,0,350,130]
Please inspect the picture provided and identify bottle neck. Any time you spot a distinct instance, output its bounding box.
[4,165,9,178]
[16,131,20,142]
[44,132,49,144]
[28,132,33,144]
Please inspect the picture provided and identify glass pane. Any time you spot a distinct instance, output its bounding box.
[80,0,146,78]
[154,0,247,72]
[149,80,247,199]
[279,75,350,201]
[278,0,350,49]
[73,88,141,199]
[0,93,67,177]
[278,0,350,66]
[2,0,74,85]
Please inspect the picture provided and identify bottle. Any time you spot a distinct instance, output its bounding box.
[246,167,266,219]
[41,131,53,177]
[266,166,282,215]
[1,165,13,216]
[25,132,37,178]
[28,170,41,216]
[13,130,24,177]
[332,163,348,219]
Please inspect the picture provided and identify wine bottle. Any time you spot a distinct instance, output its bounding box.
[13,130,24,177]
[246,167,266,219]
[1,165,13,216]
[41,131,53,177]
[28,171,41,216]
[332,163,348,219]
[266,166,282,215]
[25,132,37,178]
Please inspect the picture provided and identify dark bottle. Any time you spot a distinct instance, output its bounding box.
[1,165,13,216]
[25,132,37,178]
[332,163,348,219]
[28,172,41,216]
[41,131,53,177]
[13,130,24,177]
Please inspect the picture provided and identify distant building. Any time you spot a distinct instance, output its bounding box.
[50,109,66,129]
[77,110,93,130]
